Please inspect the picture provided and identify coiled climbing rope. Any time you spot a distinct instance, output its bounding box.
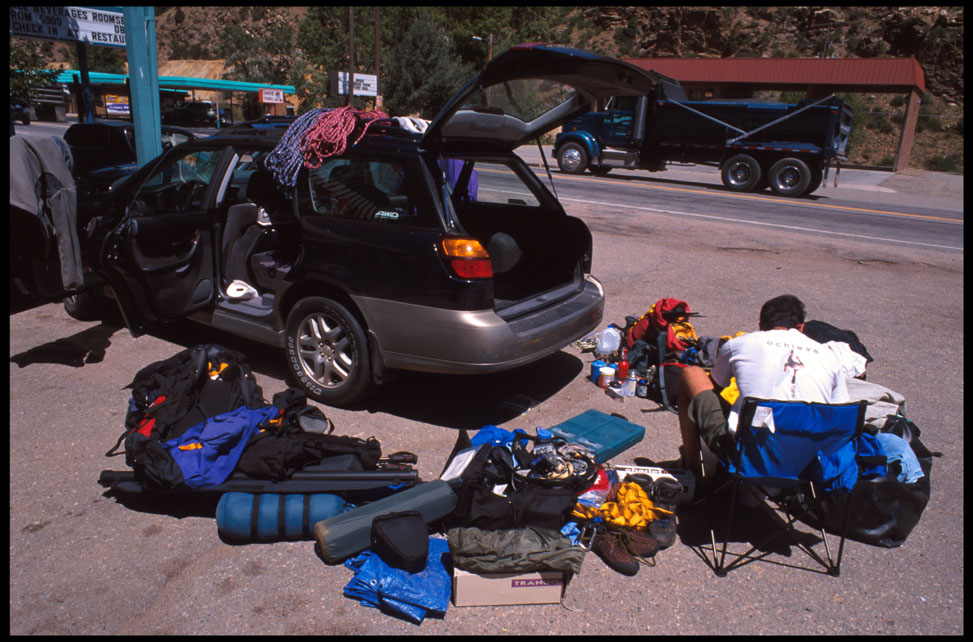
[265,106,389,189]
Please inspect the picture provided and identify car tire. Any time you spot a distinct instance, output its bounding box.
[768,157,812,197]
[64,290,107,321]
[284,296,373,407]
[557,142,589,175]
[721,154,762,192]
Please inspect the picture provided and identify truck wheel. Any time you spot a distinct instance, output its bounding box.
[768,158,812,197]
[284,296,373,407]
[804,167,824,196]
[557,142,589,175]
[721,154,762,192]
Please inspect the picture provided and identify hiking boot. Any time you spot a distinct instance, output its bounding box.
[592,530,639,576]
[648,476,681,549]
[649,516,677,550]
[623,529,660,561]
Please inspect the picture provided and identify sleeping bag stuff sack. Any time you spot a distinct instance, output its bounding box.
[216,492,355,543]
[314,480,457,564]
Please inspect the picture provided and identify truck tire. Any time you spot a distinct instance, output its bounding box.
[557,142,589,175]
[768,157,812,197]
[284,296,373,407]
[721,154,762,192]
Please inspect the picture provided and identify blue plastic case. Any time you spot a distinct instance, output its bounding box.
[549,410,645,463]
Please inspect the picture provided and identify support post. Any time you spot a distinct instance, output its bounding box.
[122,7,162,166]
[894,89,921,172]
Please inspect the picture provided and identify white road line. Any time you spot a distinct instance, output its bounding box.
[561,197,964,252]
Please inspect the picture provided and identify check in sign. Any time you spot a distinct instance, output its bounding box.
[10,6,126,47]
[259,88,284,104]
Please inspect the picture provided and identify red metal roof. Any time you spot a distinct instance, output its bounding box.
[622,57,925,94]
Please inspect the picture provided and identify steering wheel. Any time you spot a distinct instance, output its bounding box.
[175,180,206,210]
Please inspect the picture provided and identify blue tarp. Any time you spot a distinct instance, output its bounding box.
[342,537,452,625]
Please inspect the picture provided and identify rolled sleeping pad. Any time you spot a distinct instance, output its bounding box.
[216,492,355,543]
[314,479,457,563]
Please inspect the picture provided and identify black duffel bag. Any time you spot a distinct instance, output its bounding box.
[804,413,936,548]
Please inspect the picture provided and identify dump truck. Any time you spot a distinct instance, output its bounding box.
[552,74,853,197]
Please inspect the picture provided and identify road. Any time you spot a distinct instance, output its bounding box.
[9,124,965,635]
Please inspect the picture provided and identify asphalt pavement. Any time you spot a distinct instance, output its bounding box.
[9,132,965,635]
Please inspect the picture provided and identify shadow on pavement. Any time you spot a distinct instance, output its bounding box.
[129,318,586,430]
[9,321,123,368]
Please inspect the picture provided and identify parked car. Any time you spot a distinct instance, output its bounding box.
[163,101,232,127]
[10,98,31,126]
[63,121,196,207]
[15,44,659,406]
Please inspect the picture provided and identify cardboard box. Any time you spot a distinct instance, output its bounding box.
[452,568,566,606]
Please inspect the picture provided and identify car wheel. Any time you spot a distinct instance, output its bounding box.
[721,154,762,192]
[64,290,107,321]
[768,157,812,197]
[284,296,373,407]
[557,142,589,175]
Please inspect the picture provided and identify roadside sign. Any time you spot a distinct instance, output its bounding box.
[331,71,378,97]
[259,88,284,104]
[105,94,130,116]
[9,6,126,48]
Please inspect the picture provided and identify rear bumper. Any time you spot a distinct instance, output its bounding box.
[354,276,604,374]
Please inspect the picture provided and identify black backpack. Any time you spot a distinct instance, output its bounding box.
[107,344,267,488]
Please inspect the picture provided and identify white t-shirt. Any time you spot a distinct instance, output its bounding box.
[711,328,850,431]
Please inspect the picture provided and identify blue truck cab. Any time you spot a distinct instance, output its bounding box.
[554,74,853,197]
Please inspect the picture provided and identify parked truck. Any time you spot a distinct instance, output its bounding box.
[552,74,853,197]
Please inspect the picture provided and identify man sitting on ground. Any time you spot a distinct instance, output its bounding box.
[676,294,850,478]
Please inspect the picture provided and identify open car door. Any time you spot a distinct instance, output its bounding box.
[96,145,228,334]
[422,43,663,154]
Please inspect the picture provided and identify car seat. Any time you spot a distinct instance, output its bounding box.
[222,169,280,288]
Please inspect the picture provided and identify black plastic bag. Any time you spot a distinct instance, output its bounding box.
[803,414,934,548]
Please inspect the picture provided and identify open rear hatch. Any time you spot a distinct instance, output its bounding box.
[423,44,658,315]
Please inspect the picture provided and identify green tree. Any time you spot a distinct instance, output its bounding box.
[216,14,295,119]
[383,20,473,118]
[10,39,57,101]
[294,6,387,111]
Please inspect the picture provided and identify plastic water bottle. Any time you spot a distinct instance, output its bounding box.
[534,428,557,457]
[595,326,621,358]
[215,492,354,543]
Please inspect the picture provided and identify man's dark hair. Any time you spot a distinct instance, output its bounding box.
[759,295,806,330]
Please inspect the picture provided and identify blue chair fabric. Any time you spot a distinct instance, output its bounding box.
[699,397,881,576]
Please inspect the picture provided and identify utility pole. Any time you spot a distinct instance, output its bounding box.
[374,7,381,109]
[347,7,355,107]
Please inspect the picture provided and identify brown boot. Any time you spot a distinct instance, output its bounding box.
[623,529,659,565]
[592,530,640,576]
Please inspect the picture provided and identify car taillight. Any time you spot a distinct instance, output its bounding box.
[439,236,493,279]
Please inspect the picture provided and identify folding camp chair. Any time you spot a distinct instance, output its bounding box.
[694,397,872,577]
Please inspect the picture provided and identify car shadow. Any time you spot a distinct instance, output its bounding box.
[9,321,123,368]
[143,318,585,430]
[361,350,586,429]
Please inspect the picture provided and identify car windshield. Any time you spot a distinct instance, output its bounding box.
[461,78,578,124]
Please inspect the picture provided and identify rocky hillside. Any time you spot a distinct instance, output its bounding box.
[48,6,965,171]
[563,6,964,171]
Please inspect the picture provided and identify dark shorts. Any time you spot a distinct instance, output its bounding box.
[687,389,733,459]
